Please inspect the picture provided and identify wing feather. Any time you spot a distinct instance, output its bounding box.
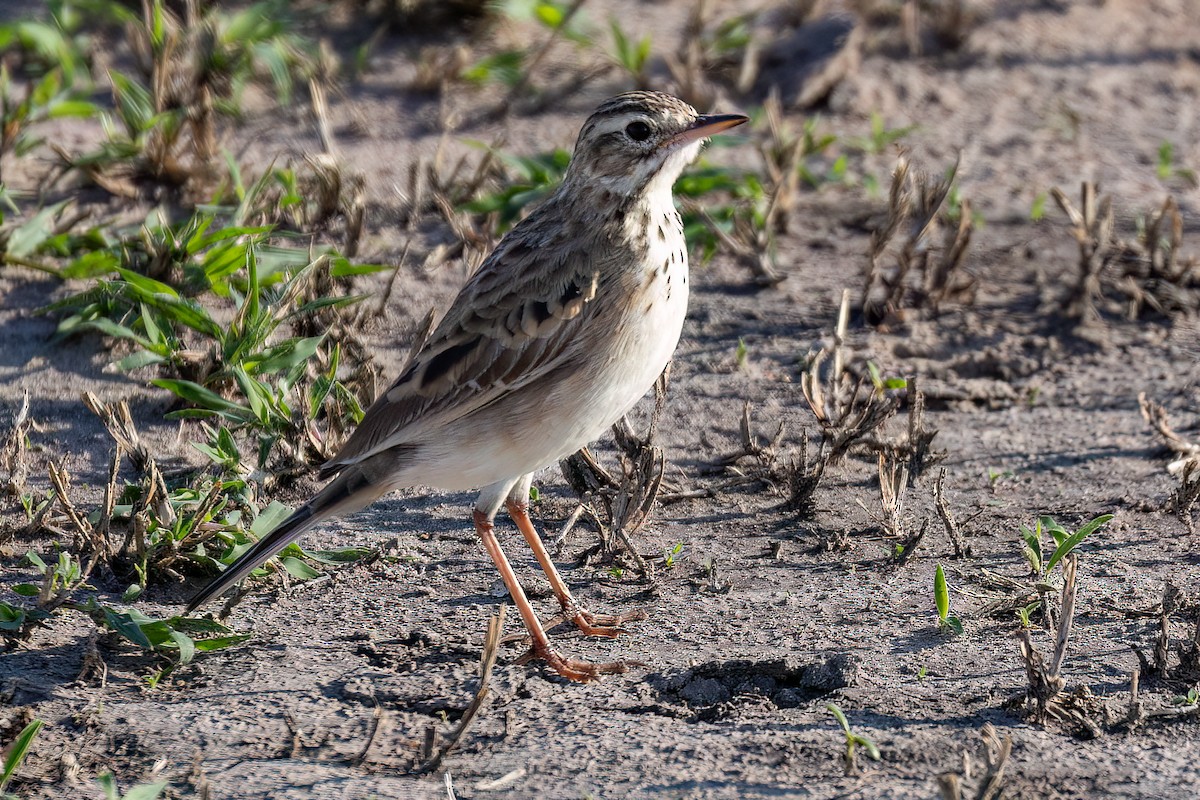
[319,223,606,479]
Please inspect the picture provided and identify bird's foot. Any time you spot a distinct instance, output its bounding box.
[566,607,648,638]
[515,644,637,682]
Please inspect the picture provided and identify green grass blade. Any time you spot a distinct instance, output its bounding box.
[1045,514,1113,574]
[0,718,43,793]
[825,702,851,734]
[152,378,249,415]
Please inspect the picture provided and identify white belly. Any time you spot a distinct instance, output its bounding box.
[416,203,690,492]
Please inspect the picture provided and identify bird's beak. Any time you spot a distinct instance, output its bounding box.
[668,113,749,148]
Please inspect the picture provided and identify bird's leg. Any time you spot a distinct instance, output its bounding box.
[473,510,627,682]
[505,500,647,637]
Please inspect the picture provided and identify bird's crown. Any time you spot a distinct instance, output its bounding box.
[564,91,747,199]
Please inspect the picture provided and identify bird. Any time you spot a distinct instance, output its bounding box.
[186,91,748,681]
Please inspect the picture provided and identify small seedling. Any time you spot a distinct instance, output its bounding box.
[1030,192,1048,221]
[1157,141,1198,186]
[734,338,749,369]
[0,65,98,160]
[0,718,42,797]
[860,153,976,325]
[662,541,684,568]
[1015,600,1041,629]
[1019,513,1112,579]
[847,111,916,155]
[934,564,963,635]
[97,771,167,800]
[986,467,1012,491]
[608,19,652,87]
[866,361,907,394]
[826,703,881,776]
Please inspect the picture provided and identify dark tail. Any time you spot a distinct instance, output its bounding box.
[185,468,384,613]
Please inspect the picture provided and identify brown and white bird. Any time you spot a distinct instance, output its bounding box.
[187,91,748,681]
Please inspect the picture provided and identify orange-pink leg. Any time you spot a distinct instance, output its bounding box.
[474,510,627,682]
[505,500,647,637]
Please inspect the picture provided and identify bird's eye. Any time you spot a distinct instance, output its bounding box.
[625,121,652,141]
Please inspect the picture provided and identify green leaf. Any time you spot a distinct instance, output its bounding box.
[0,602,26,631]
[279,556,320,580]
[115,350,167,372]
[825,702,851,733]
[81,317,151,348]
[302,546,374,564]
[152,379,248,415]
[329,260,390,278]
[11,583,39,596]
[104,608,153,649]
[1030,192,1047,221]
[168,630,196,665]
[166,615,233,634]
[192,633,252,652]
[0,718,43,794]
[934,564,949,622]
[5,202,68,258]
[250,335,323,375]
[1044,513,1112,574]
[462,50,525,87]
[855,733,882,761]
[251,501,293,537]
[123,782,168,800]
[535,2,564,27]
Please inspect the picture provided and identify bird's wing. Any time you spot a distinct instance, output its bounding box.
[320,224,614,479]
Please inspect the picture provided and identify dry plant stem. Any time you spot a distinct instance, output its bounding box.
[1144,582,1185,679]
[42,462,104,610]
[559,374,668,574]
[48,461,94,551]
[417,606,506,773]
[975,723,1012,800]
[551,503,586,551]
[933,468,966,557]
[937,723,1012,800]
[1173,463,1200,534]
[893,519,927,567]
[833,288,850,379]
[1137,392,1200,464]
[1051,182,1114,323]
[876,452,909,538]
[1049,555,1078,676]
[1,388,31,498]
[1019,554,1078,720]
[375,240,413,316]
[1017,628,1060,721]
[862,152,970,323]
[1124,668,1145,729]
[903,378,943,482]
[1136,393,1200,530]
[82,392,151,473]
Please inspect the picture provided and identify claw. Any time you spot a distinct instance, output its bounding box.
[516,644,632,682]
[568,607,648,638]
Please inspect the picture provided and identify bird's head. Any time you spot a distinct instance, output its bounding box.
[564,91,748,199]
